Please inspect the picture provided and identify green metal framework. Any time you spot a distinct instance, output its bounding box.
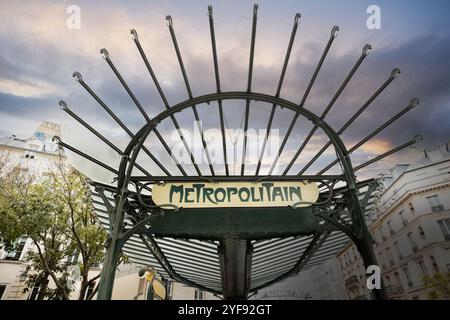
[54,4,420,300]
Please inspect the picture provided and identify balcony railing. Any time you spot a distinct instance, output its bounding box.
[345,275,359,287]
[431,205,444,212]
[387,285,405,297]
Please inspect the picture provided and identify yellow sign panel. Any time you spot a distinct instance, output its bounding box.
[152,181,319,209]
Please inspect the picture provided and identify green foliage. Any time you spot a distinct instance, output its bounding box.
[0,159,108,300]
[422,272,450,300]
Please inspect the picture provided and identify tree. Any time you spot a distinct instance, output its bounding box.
[422,272,450,300]
[0,165,73,299]
[51,161,108,300]
[0,156,121,300]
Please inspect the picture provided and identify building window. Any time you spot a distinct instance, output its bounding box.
[379,227,386,241]
[394,241,403,259]
[387,221,394,235]
[437,219,450,240]
[399,211,407,226]
[384,276,391,286]
[5,237,27,261]
[409,202,415,215]
[28,285,40,300]
[194,289,204,300]
[429,256,439,273]
[406,232,418,252]
[393,272,403,291]
[377,252,385,269]
[417,260,428,277]
[0,284,6,300]
[402,267,414,288]
[418,226,426,240]
[23,150,35,159]
[372,233,378,247]
[66,251,79,265]
[386,247,394,266]
[427,195,444,212]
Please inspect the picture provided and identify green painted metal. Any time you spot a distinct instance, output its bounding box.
[94,90,387,300]
[218,239,252,299]
[147,207,318,239]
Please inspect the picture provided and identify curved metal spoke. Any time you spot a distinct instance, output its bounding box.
[130,29,198,176]
[296,68,401,175]
[267,25,339,175]
[100,49,188,176]
[166,16,215,176]
[59,100,152,177]
[241,4,258,176]
[208,6,229,176]
[72,72,172,176]
[255,13,301,175]
[317,98,419,175]
[283,43,372,174]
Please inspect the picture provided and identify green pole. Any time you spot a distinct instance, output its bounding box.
[97,194,127,300]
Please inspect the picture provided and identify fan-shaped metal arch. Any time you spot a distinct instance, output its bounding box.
[54,4,420,300]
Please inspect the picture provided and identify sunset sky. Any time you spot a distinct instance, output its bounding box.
[1,0,449,179]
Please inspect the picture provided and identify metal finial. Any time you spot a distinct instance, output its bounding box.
[390,68,401,79]
[414,134,423,143]
[331,25,339,38]
[166,15,173,27]
[410,98,420,107]
[362,44,372,56]
[52,135,61,143]
[208,5,213,17]
[253,3,258,15]
[294,13,301,24]
[72,71,82,82]
[130,29,138,41]
[59,100,68,110]
[100,48,109,59]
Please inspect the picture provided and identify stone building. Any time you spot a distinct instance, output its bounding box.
[337,142,450,299]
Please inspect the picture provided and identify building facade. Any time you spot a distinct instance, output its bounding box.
[337,143,450,300]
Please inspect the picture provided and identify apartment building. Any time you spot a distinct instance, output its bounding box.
[337,143,450,300]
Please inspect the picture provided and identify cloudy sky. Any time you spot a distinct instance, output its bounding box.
[1,0,450,180]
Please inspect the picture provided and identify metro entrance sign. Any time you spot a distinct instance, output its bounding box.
[55,3,420,300]
[152,181,320,209]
